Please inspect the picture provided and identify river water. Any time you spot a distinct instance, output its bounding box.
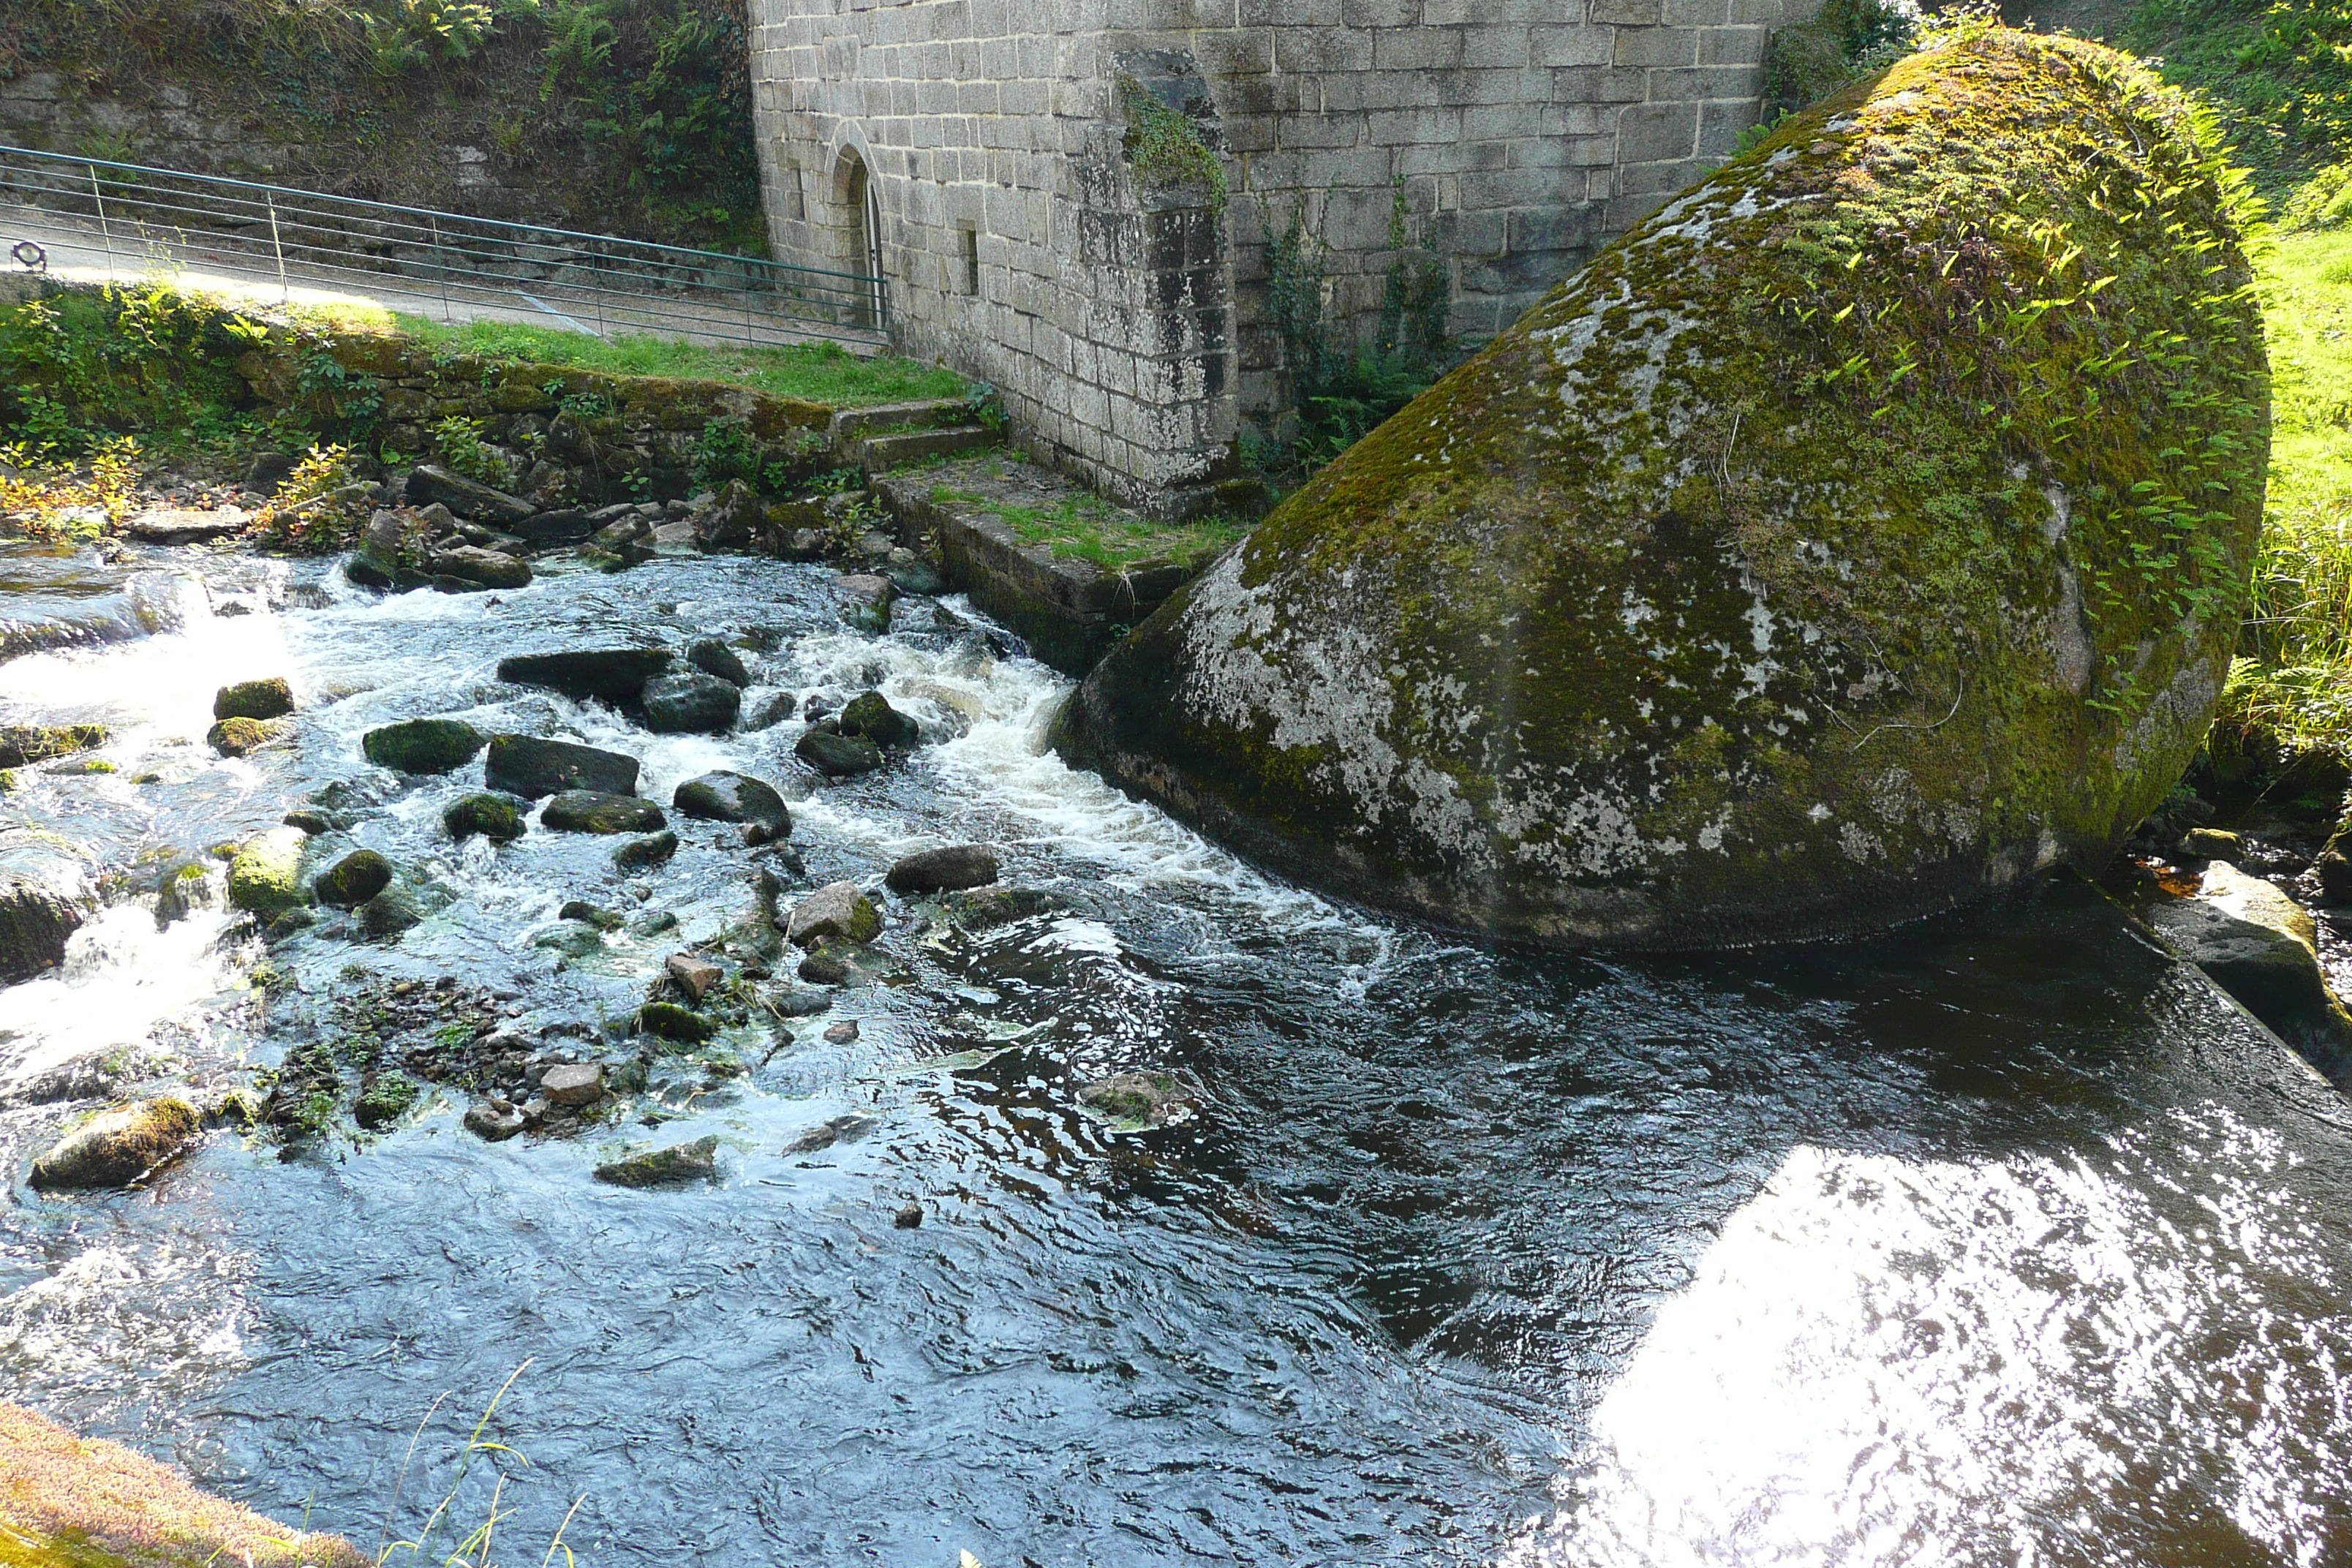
[4,534,2351,1568]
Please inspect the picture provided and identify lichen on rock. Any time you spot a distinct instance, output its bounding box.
[1057,30,2269,949]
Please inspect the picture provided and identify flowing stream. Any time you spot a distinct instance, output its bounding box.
[4,534,2352,1567]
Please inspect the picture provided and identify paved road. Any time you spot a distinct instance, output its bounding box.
[0,203,881,355]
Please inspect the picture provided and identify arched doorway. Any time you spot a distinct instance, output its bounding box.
[839,149,883,330]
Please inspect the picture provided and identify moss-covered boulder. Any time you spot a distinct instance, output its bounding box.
[314,849,394,908]
[1058,31,2268,949]
[0,873,84,982]
[227,828,309,918]
[30,1098,202,1189]
[207,716,290,758]
[213,677,293,723]
[363,717,488,774]
[444,791,528,842]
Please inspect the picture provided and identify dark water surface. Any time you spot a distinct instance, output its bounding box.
[4,535,2351,1567]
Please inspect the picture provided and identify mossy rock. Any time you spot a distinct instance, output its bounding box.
[212,677,293,723]
[443,791,528,842]
[227,828,310,919]
[638,1002,718,1042]
[0,724,107,769]
[207,717,290,758]
[29,1098,201,1189]
[313,849,394,909]
[593,1134,720,1188]
[363,717,488,774]
[1057,31,2269,950]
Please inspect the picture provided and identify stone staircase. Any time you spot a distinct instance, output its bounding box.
[829,400,997,472]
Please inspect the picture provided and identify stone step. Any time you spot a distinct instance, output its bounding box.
[830,399,973,443]
[857,423,998,470]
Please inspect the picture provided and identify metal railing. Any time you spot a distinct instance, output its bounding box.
[0,143,887,349]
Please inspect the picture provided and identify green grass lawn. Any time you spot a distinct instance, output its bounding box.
[391,314,972,408]
[2218,225,2352,745]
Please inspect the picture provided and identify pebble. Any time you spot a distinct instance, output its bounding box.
[894,1202,924,1229]
[668,952,724,1001]
[541,1063,604,1107]
[824,1019,861,1044]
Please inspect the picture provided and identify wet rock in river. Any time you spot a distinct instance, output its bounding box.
[638,1002,719,1043]
[358,886,426,939]
[594,1134,720,1188]
[894,1200,924,1228]
[2315,822,2352,906]
[495,648,672,706]
[540,1063,603,1107]
[837,690,919,750]
[0,872,84,982]
[693,480,761,553]
[314,848,393,908]
[207,716,290,758]
[2146,863,2352,1079]
[542,790,666,834]
[353,1072,421,1129]
[283,808,335,835]
[886,844,999,895]
[666,952,723,1001]
[579,513,656,571]
[742,690,799,731]
[795,726,885,777]
[464,1096,527,1141]
[835,574,896,633]
[685,637,751,687]
[2179,828,2244,862]
[0,725,106,769]
[641,671,741,734]
[407,463,536,525]
[483,734,640,799]
[213,676,293,722]
[673,771,791,834]
[613,830,679,869]
[227,828,309,918]
[797,948,851,985]
[444,791,528,843]
[363,717,488,774]
[1075,1071,1197,1128]
[787,882,881,948]
[1055,33,2268,951]
[30,1098,202,1189]
[932,885,1071,932]
[559,900,625,931]
[426,546,532,590]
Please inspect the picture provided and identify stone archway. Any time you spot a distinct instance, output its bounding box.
[828,146,884,330]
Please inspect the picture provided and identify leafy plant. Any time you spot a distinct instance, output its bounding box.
[430,412,503,483]
[690,411,760,487]
[254,442,369,554]
[361,0,497,75]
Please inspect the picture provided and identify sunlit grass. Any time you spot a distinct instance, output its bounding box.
[391,314,971,408]
[2218,223,2352,749]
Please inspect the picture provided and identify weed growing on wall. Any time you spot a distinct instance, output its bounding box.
[1115,74,1228,216]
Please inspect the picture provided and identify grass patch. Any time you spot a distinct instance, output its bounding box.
[2217,225,2352,746]
[990,491,1247,573]
[2124,0,2350,187]
[391,315,970,407]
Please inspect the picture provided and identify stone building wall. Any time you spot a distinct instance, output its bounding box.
[749,0,1815,509]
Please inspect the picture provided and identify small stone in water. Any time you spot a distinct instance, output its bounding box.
[594,1134,719,1188]
[559,900,624,931]
[638,1002,717,1043]
[444,792,527,843]
[894,1201,924,1229]
[667,952,723,1001]
[614,831,679,870]
[798,949,851,985]
[885,844,999,895]
[787,882,881,948]
[540,1063,603,1107]
[823,1019,860,1044]
[314,849,393,909]
[464,1097,527,1141]
[772,988,831,1017]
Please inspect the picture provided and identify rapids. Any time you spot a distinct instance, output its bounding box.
[4,534,2351,1567]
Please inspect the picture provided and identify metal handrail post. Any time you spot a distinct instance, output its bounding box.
[429,214,451,322]
[88,164,115,281]
[266,189,288,304]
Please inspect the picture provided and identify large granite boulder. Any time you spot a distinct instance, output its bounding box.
[0,873,84,981]
[1056,32,2269,949]
[483,734,640,799]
